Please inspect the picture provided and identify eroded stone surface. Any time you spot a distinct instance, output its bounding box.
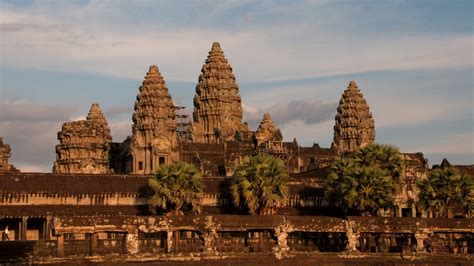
[332,80,375,153]
[53,103,112,174]
[0,138,16,172]
[131,65,178,174]
[192,42,248,143]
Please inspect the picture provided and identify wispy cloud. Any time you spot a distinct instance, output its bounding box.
[109,120,132,142]
[104,106,133,120]
[0,1,472,169]
[406,133,474,155]
[0,100,73,172]
[0,100,78,122]
[1,5,472,82]
[243,99,336,130]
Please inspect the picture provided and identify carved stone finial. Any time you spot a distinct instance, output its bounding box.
[86,103,107,124]
[211,42,221,50]
[331,81,375,153]
[263,112,272,121]
[349,80,357,88]
[148,65,159,74]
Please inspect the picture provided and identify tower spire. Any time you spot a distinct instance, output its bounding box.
[131,65,178,174]
[332,81,375,153]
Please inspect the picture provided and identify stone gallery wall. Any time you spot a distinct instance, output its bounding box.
[1,215,472,262]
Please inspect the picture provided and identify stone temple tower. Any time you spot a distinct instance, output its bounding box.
[255,113,283,147]
[53,103,112,174]
[131,65,178,174]
[332,81,375,154]
[192,42,248,143]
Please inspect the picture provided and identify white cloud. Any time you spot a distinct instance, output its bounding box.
[242,103,259,114]
[242,99,336,130]
[109,120,132,143]
[71,116,86,121]
[371,98,464,128]
[280,120,334,147]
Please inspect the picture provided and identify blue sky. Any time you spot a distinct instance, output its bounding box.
[0,0,472,172]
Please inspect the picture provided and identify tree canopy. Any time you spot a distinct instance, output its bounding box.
[325,143,404,216]
[417,167,473,218]
[230,154,289,215]
[148,162,203,216]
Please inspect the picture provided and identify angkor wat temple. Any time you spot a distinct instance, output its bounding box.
[0,42,472,264]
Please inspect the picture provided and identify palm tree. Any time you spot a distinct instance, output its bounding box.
[325,143,404,216]
[417,167,473,218]
[148,162,203,216]
[230,154,289,215]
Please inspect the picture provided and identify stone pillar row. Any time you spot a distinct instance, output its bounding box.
[119,227,433,256]
[53,227,451,257]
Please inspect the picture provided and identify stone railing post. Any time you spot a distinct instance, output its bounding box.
[125,232,139,255]
[166,231,173,253]
[344,220,359,253]
[274,226,289,259]
[201,229,217,253]
[202,216,217,254]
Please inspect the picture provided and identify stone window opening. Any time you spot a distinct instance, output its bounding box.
[159,156,165,165]
[138,161,143,170]
[287,232,347,252]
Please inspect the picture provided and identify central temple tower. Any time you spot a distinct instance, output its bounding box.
[191,42,248,143]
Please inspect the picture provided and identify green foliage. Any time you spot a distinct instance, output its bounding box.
[325,143,404,216]
[148,162,203,216]
[230,154,289,215]
[417,167,473,218]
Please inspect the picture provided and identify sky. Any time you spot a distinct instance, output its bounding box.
[0,0,473,172]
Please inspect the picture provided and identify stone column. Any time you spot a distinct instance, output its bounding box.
[125,233,139,254]
[90,233,98,256]
[57,235,64,257]
[411,204,417,218]
[166,231,173,253]
[43,217,48,240]
[396,206,402,217]
[274,227,289,259]
[21,217,28,240]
